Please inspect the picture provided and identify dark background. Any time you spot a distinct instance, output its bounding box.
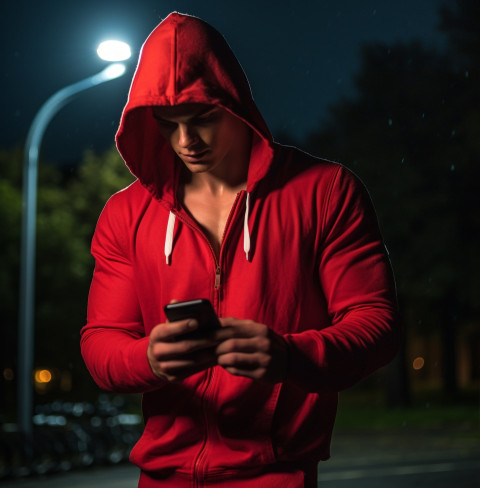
[0,0,478,429]
[1,0,446,161]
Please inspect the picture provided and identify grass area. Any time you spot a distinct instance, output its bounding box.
[335,388,480,434]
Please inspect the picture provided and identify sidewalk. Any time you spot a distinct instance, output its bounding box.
[1,464,139,488]
[328,427,480,467]
[319,428,480,487]
[2,429,479,487]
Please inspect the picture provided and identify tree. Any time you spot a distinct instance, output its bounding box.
[35,146,135,401]
[0,145,134,414]
[305,1,479,402]
[440,0,480,68]
[0,147,23,415]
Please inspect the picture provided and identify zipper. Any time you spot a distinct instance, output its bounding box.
[214,191,244,308]
[173,191,245,308]
[172,191,246,485]
[169,213,219,485]
[192,366,215,487]
[214,266,221,289]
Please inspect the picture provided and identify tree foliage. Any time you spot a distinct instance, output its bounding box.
[0,146,134,408]
[305,0,479,398]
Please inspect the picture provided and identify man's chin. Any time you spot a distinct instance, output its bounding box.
[181,159,213,173]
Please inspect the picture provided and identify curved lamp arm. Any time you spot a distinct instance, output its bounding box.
[18,63,126,441]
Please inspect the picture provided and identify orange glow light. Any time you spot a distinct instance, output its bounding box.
[34,369,53,383]
[3,368,14,381]
[412,357,425,370]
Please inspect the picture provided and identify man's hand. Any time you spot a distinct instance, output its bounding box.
[215,318,289,384]
[147,318,219,382]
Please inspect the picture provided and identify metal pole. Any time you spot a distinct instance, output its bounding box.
[17,64,126,439]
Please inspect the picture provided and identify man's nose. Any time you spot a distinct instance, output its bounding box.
[178,124,198,148]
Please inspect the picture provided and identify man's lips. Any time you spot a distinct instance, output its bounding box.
[179,149,209,162]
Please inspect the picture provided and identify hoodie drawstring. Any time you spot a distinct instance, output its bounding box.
[164,193,251,265]
[244,192,251,261]
[165,211,176,264]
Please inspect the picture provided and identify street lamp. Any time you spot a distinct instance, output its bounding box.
[17,40,131,441]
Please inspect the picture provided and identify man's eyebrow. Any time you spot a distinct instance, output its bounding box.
[192,106,218,118]
[152,106,217,121]
[151,110,172,122]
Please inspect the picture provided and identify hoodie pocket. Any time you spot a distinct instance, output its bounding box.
[211,373,282,469]
[130,384,204,472]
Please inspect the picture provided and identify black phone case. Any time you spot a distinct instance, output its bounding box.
[164,299,221,332]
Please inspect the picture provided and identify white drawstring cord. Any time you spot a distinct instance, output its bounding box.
[165,211,176,265]
[244,192,251,261]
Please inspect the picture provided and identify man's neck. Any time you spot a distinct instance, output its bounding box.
[181,155,249,197]
[187,173,247,196]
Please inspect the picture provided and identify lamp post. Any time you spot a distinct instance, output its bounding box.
[17,40,131,441]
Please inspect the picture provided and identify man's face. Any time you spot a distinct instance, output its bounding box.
[152,103,251,176]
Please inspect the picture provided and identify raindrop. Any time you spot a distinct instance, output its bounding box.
[421,113,425,119]
[388,118,393,126]
[465,71,469,78]
[450,164,455,171]
[401,157,405,164]
[451,130,456,137]
[372,9,377,15]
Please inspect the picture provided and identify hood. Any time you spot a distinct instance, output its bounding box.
[116,12,274,205]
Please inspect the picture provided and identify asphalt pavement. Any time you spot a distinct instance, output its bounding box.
[318,429,479,487]
[2,429,479,487]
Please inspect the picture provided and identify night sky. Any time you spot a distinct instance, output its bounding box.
[1,0,447,164]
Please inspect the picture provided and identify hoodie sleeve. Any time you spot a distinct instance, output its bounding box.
[80,192,163,393]
[284,165,400,392]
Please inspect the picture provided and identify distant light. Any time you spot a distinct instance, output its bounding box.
[3,368,14,381]
[97,40,131,61]
[412,357,425,371]
[34,368,52,384]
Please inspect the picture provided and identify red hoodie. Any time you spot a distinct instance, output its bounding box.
[81,12,400,487]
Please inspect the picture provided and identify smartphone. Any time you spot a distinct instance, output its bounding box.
[164,299,221,338]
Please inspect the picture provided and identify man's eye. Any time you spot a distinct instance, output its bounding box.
[155,119,176,129]
[195,112,219,124]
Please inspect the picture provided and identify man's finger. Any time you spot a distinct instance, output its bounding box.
[216,337,269,355]
[150,319,199,341]
[217,352,264,371]
[150,337,216,360]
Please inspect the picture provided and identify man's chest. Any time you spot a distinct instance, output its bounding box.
[182,191,241,257]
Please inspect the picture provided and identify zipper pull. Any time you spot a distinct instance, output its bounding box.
[215,266,221,289]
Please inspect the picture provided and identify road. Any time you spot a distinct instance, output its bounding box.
[2,429,479,487]
[319,430,479,487]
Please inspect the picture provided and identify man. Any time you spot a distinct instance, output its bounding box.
[81,12,400,487]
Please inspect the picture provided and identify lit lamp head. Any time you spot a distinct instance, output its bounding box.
[97,40,131,61]
[96,40,132,80]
